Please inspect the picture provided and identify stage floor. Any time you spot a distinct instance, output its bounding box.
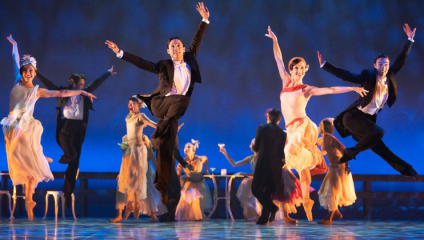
[0,218,423,239]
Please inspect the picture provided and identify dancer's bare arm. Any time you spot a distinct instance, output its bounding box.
[139,113,157,129]
[305,85,368,97]
[38,88,96,101]
[265,26,291,87]
[201,156,210,175]
[7,35,21,84]
[220,147,252,167]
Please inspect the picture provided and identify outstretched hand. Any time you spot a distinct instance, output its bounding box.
[265,26,277,41]
[354,87,368,97]
[108,65,117,75]
[178,123,184,132]
[196,2,209,20]
[403,23,416,39]
[83,91,97,102]
[7,34,17,45]
[317,51,324,66]
[105,40,120,54]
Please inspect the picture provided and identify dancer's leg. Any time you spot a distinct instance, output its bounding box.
[134,193,141,219]
[299,169,314,222]
[282,203,298,224]
[109,209,123,223]
[25,178,36,221]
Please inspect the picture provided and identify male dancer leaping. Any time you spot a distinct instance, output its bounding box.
[318,23,420,181]
[106,2,210,202]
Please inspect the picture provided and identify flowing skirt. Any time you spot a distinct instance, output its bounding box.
[139,163,168,216]
[236,178,261,219]
[318,164,357,211]
[2,117,53,192]
[175,173,212,221]
[285,117,328,175]
[116,144,148,210]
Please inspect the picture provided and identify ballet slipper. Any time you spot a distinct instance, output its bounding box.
[283,216,298,224]
[109,216,123,223]
[303,199,314,222]
[151,213,157,222]
[134,202,141,219]
[46,157,53,163]
[123,202,134,220]
[25,200,36,222]
[332,210,343,221]
[318,211,335,225]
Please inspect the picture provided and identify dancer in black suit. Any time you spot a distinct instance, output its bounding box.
[251,109,287,225]
[105,2,210,203]
[318,23,420,181]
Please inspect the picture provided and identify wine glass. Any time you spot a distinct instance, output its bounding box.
[210,167,216,175]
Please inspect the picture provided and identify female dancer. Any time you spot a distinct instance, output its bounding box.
[219,140,300,223]
[175,140,212,220]
[109,96,157,223]
[266,26,367,221]
[317,118,356,225]
[138,135,168,221]
[2,35,96,221]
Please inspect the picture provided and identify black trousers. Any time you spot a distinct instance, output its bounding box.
[342,108,412,173]
[159,160,181,221]
[252,169,277,212]
[150,95,190,192]
[59,119,86,195]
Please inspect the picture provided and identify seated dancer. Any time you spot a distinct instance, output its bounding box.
[175,140,212,221]
[219,139,301,224]
[33,55,115,208]
[110,96,157,223]
[251,108,286,225]
[318,23,420,181]
[317,118,357,225]
[2,35,96,221]
[266,26,367,221]
[105,2,210,203]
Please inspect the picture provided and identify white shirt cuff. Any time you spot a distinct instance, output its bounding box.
[408,38,415,43]
[320,61,327,68]
[202,18,210,24]
[116,50,124,58]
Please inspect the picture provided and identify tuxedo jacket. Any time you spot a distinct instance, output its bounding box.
[253,123,286,184]
[121,21,208,113]
[322,40,413,137]
[36,71,112,139]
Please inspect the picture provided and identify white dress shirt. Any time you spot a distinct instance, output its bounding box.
[166,61,191,96]
[62,95,84,120]
[358,77,389,115]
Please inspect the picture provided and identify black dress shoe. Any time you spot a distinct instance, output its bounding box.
[339,148,356,164]
[268,205,279,223]
[256,209,270,225]
[402,168,421,181]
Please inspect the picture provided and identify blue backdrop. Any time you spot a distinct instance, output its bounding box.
[1,0,423,177]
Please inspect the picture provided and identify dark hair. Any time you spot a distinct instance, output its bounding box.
[266,108,282,123]
[374,53,389,63]
[167,36,185,49]
[68,73,86,87]
[19,64,36,75]
[321,119,334,134]
[288,57,307,70]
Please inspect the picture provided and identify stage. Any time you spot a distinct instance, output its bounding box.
[1,218,423,239]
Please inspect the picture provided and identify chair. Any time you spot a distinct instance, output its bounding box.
[10,185,25,220]
[0,173,12,218]
[43,170,78,221]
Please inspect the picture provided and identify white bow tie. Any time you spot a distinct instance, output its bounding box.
[174,62,187,68]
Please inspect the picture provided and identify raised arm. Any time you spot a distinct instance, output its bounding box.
[188,2,210,56]
[220,147,252,167]
[390,23,415,75]
[36,71,60,90]
[139,113,157,129]
[85,66,116,93]
[306,85,368,97]
[37,88,96,101]
[265,26,291,87]
[318,51,364,84]
[7,35,22,84]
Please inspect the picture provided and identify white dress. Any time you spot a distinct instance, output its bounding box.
[317,135,357,211]
[139,162,168,215]
[236,156,262,219]
[175,156,212,220]
[115,113,148,210]
[1,84,54,191]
